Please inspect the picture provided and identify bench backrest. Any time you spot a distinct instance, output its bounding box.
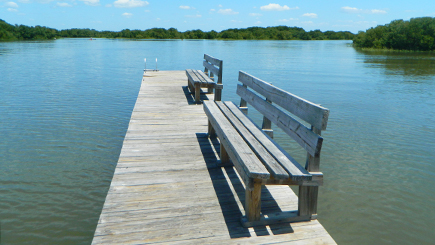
[203,54,223,84]
[203,54,223,101]
[237,71,329,172]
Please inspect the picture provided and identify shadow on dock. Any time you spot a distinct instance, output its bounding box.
[195,133,295,239]
[182,86,211,105]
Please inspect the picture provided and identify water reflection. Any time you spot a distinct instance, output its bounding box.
[356,49,435,79]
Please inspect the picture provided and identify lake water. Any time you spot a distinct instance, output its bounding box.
[1,39,434,244]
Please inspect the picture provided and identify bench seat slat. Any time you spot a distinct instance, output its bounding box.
[186,69,214,85]
[203,101,270,180]
[215,101,290,180]
[224,101,312,181]
[238,71,329,131]
[193,69,214,85]
[237,84,323,158]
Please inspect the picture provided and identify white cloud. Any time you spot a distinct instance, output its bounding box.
[114,0,148,8]
[185,14,201,18]
[218,4,222,8]
[57,2,72,7]
[260,4,298,11]
[122,12,133,17]
[218,9,238,15]
[105,4,112,7]
[279,18,298,22]
[210,9,215,12]
[255,21,261,24]
[303,13,317,18]
[249,13,262,17]
[370,9,387,14]
[231,20,242,23]
[179,5,192,9]
[7,7,18,12]
[341,6,360,13]
[341,6,387,14]
[5,2,19,8]
[80,0,99,6]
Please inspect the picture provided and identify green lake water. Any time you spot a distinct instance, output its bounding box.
[0,39,434,244]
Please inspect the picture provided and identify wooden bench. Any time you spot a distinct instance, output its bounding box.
[203,71,330,227]
[186,54,223,103]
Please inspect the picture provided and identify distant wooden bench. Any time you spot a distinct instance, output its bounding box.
[203,71,329,227]
[186,54,223,103]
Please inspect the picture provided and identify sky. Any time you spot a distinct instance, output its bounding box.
[1,0,435,33]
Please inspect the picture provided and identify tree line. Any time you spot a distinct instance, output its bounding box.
[1,19,354,41]
[353,17,435,51]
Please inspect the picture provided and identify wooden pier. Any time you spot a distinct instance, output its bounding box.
[92,70,336,244]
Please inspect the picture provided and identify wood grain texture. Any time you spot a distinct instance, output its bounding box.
[215,101,290,180]
[238,71,329,131]
[204,101,270,180]
[92,70,336,245]
[224,101,312,181]
[237,84,323,157]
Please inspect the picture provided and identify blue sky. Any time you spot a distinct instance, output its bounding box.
[1,0,434,33]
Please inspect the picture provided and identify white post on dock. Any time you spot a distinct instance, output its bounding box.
[144,58,147,72]
[156,58,158,71]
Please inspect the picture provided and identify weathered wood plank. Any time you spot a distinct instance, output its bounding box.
[237,84,323,157]
[92,70,336,245]
[203,101,270,180]
[224,101,311,181]
[204,54,222,67]
[238,71,329,130]
[215,101,289,180]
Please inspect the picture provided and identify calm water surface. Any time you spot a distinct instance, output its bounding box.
[0,39,434,244]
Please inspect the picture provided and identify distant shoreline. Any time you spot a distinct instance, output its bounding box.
[0,19,354,41]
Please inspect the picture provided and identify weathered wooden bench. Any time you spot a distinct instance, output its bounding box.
[203,71,329,227]
[186,54,223,103]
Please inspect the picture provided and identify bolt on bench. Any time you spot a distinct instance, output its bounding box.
[186,54,223,103]
[203,71,329,227]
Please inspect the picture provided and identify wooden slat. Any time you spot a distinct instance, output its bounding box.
[215,101,289,180]
[204,54,222,67]
[203,60,220,78]
[238,71,329,131]
[203,101,270,180]
[193,70,214,85]
[93,70,336,245]
[185,69,199,83]
[225,101,311,181]
[237,85,323,158]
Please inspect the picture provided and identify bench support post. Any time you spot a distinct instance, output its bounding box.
[208,72,214,93]
[262,98,274,138]
[298,126,321,218]
[194,83,201,103]
[239,85,248,115]
[245,180,262,222]
[208,121,216,138]
[220,144,231,166]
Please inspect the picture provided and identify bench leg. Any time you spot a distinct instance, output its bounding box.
[208,121,216,138]
[188,80,193,93]
[219,144,231,166]
[214,87,222,102]
[195,83,201,103]
[298,186,318,218]
[207,87,214,94]
[245,180,262,222]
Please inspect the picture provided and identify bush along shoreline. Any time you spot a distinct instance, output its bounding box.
[353,17,435,51]
[1,19,354,41]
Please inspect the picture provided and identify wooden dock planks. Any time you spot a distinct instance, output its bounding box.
[92,70,336,244]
